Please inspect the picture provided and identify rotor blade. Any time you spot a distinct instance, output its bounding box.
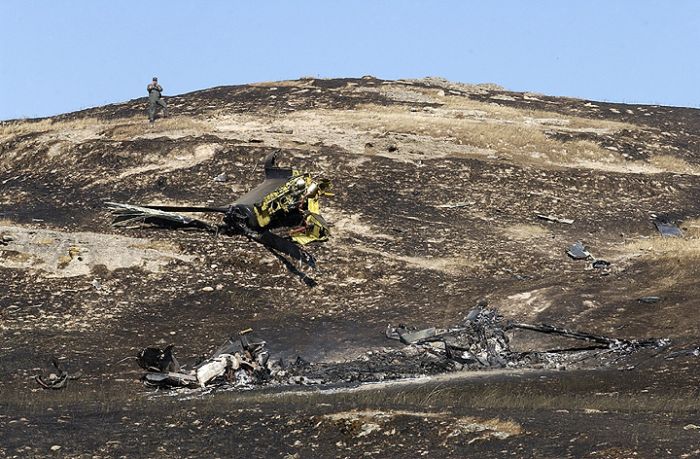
[105,202,215,230]
[140,204,229,213]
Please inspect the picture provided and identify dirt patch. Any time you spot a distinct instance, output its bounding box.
[0,224,193,277]
[323,409,523,443]
[113,142,223,180]
[356,246,477,275]
[499,287,557,320]
[501,223,551,241]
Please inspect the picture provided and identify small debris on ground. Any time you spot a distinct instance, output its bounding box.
[35,358,80,390]
[567,241,590,260]
[537,213,574,224]
[213,172,228,183]
[591,259,611,269]
[436,201,473,209]
[654,219,683,237]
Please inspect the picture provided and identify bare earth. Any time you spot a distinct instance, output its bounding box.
[1,77,700,458]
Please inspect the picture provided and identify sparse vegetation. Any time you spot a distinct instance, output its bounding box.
[1,115,210,141]
[649,154,700,174]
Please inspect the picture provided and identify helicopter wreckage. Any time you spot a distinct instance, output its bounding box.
[106,153,332,282]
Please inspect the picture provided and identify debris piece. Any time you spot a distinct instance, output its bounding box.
[35,358,80,390]
[106,152,332,278]
[138,331,274,389]
[1,175,21,185]
[387,308,667,371]
[137,345,181,373]
[665,347,700,359]
[442,308,510,367]
[213,172,228,183]
[144,372,198,388]
[566,242,610,270]
[537,214,574,224]
[654,220,683,237]
[506,322,663,351]
[196,355,237,387]
[638,296,661,304]
[684,424,700,431]
[106,203,214,230]
[566,241,590,260]
[398,327,439,344]
[591,259,611,269]
[35,372,68,390]
[436,202,472,209]
[0,233,12,246]
[137,310,669,392]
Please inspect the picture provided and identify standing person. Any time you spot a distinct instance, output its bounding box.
[147,77,168,122]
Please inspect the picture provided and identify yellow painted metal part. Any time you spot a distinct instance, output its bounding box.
[252,171,307,228]
[291,212,330,245]
[251,172,332,245]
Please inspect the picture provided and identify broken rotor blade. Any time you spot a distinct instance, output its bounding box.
[140,204,229,213]
[106,202,215,231]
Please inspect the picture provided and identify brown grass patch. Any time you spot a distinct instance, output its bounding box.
[622,232,700,287]
[649,155,700,175]
[102,116,210,139]
[323,409,523,441]
[680,218,700,238]
[1,115,211,142]
[327,105,629,169]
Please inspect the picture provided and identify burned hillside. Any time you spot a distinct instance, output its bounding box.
[2,77,700,457]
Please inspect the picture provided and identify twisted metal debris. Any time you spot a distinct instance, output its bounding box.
[138,308,668,392]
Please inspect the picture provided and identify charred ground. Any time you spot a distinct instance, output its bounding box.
[1,77,700,458]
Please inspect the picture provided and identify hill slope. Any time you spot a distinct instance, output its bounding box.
[2,77,700,457]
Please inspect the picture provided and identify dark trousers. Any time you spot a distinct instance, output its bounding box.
[148,98,168,121]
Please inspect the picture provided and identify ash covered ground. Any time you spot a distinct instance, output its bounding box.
[1,77,700,458]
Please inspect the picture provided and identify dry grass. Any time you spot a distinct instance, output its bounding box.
[680,218,700,237]
[625,234,700,261]
[0,115,210,141]
[102,116,210,139]
[3,80,696,176]
[622,231,700,287]
[5,374,699,417]
[322,409,523,440]
[649,155,700,174]
[327,105,628,169]
[251,79,311,88]
[191,375,700,415]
